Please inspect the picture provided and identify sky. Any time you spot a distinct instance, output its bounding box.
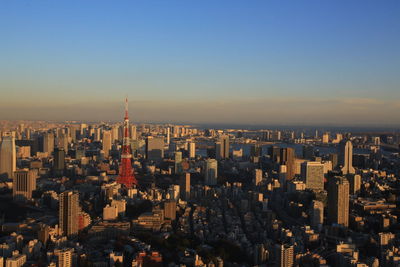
[0,0,399,126]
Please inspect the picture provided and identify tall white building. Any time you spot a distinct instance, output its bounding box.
[0,133,16,179]
[166,127,170,144]
[188,142,196,158]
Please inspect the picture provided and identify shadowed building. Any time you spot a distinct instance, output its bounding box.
[215,135,229,160]
[13,169,36,201]
[328,176,349,227]
[59,191,79,237]
[146,136,164,161]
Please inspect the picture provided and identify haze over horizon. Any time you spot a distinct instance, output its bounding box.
[1,0,399,125]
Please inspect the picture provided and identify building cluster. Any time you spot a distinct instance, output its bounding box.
[0,119,399,267]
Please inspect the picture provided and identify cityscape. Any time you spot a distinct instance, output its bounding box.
[1,1,400,267]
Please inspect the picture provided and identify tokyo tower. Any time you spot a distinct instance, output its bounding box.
[117,98,137,188]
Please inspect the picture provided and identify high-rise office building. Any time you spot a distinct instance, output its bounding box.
[309,200,324,230]
[279,165,287,186]
[173,126,180,138]
[276,244,294,267]
[205,159,218,185]
[328,176,349,227]
[180,172,190,200]
[280,147,295,180]
[55,248,74,267]
[13,169,36,201]
[330,153,338,169]
[301,161,324,190]
[268,146,281,162]
[164,200,176,220]
[347,174,361,195]
[254,169,263,186]
[146,136,164,161]
[102,130,112,158]
[250,144,262,158]
[43,132,54,155]
[322,132,330,144]
[111,125,119,143]
[272,131,281,141]
[188,142,196,158]
[166,127,171,145]
[54,148,65,176]
[339,140,355,175]
[103,205,118,221]
[130,125,137,141]
[0,133,16,178]
[5,253,26,267]
[59,191,79,237]
[215,135,229,160]
[94,127,101,141]
[56,133,68,152]
[174,151,182,174]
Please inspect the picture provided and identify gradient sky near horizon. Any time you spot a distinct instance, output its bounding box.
[0,0,399,125]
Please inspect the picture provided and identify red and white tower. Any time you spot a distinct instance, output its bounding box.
[117,98,137,188]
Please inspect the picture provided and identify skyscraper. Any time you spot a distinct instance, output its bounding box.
[55,248,74,267]
[56,133,68,152]
[216,135,229,160]
[59,191,79,237]
[166,127,170,145]
[280,147,295,180]
[0,133,16,179]
[174,151,182,174]
[43,132,54,155]
[130,125,137,141]
[180,172,190,200]
[164,200,176,220]
[205,159,218,185]
[188,142,196,158]
[54,148,65,176]
[102,130,112,158]
[309,200,324,230]
[347,174,361,195]
[276,244,294,267]
[268,146,281,162]
[13,169,36,201]
[250,144,262,158]
[328,176,350,227]
[254,169,263,186]
[146,136,164,161]
[301,161,324,190]
[339,140,355,175]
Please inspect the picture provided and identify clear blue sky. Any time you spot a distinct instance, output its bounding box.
[0,0,399,125]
